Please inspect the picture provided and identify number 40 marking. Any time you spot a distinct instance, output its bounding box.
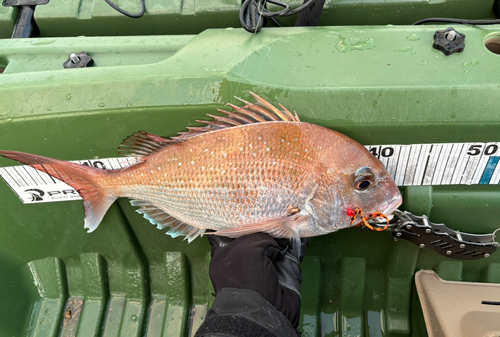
[369,146,395,158]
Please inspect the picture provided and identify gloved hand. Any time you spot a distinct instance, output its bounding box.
[207,233,310,329]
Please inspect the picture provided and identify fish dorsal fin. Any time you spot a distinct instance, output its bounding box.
[130,199,205,242]
[118,92,300,156]
[118,131,172,157]
[170,92,300,142]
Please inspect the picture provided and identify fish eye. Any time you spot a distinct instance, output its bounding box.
[356,180,372,190]
[354,167,375,191]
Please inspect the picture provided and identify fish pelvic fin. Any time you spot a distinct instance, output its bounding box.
[207,213,305,243]
[0,150,116,233]
[118,93,301,152]
[130,199,205,243]
[208,216,305,256]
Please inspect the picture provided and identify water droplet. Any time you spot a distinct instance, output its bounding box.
[462,59,479,67]
[131,314,138,322]
[394,46,412,52]
[98,103,106,107]
[406,34,420,41]
[31,39,56,45]
[45,75,54,80]
[418,60,429,65]
[335,36,375,53]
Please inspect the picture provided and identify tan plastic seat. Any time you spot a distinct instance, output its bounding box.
[415,270,500,337]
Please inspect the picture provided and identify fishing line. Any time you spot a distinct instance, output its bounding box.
[413,17,500,25]
[240,0,315,33]
[105,0,145,18]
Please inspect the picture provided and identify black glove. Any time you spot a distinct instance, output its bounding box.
[207,233,309,329]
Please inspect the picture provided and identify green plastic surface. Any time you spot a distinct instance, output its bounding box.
[0,0,498,38]
[0,5,17,39]
[0,26,500,336]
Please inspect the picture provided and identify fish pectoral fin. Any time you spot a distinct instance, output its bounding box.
[118,131,173,157]
[208,214,306,240]
[130,199,205,243]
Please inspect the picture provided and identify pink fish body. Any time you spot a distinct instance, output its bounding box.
[0,93,402,246]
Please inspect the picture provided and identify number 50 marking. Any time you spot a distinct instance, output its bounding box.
[466,144,499,156]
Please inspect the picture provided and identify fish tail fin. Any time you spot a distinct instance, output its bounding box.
[0,150,117,233]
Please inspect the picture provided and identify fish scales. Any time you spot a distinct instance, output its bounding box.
[0,92,402,245]
[109,122,320,231]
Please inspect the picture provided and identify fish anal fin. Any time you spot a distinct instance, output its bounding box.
[130,199,205,243]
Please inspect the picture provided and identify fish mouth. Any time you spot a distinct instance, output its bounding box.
[364,194,403,226]
[381,195,403,219]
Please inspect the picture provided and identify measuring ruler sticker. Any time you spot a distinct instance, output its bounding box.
[0,157,141,204]
[442,143,461,185]
[366,142,500,187]
[422,144,439,185]
[411,144,425,186]
[1,142,500,205]
[384,145,399,180]
[395,145,411,186]
[404,144,419,186]
[486,156,500,183]
[464,143,500,184]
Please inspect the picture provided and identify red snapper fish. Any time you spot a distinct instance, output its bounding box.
[0,93,402,249]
